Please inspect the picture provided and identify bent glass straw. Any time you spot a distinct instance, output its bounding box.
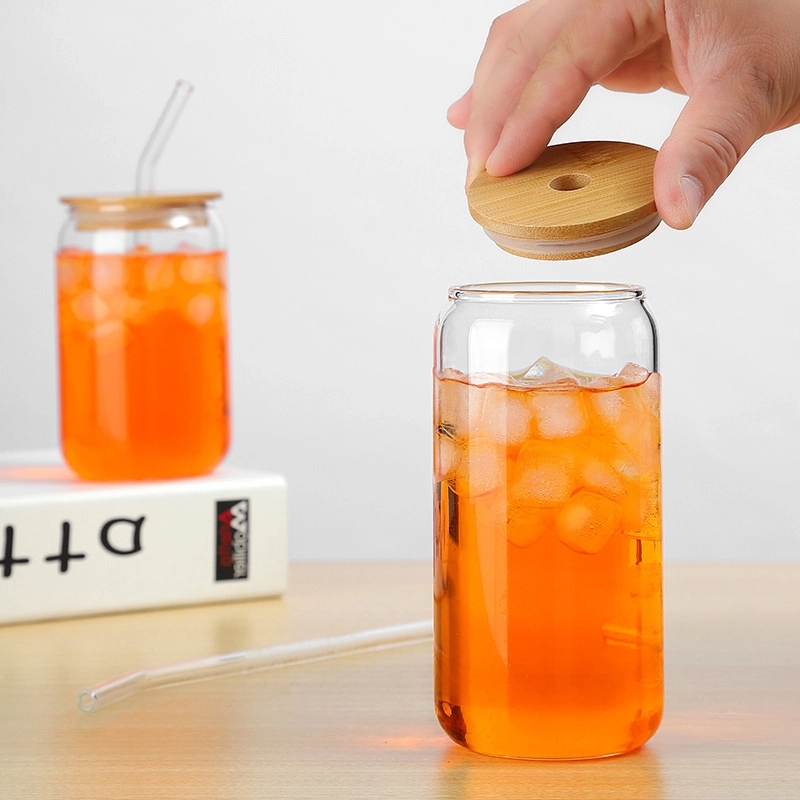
[135,79,194,194]
[78,619,433,713]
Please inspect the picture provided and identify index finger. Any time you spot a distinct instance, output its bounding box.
[471,0,666,179]
[463,0,585,181]
[448,2,545,130]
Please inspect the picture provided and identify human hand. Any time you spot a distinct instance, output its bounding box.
[448,0,800,228]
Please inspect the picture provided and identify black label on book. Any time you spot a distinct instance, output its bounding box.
[216,499,249,581]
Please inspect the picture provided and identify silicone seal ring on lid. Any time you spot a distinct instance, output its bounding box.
[483,212,661,258]
[467,141,660,260]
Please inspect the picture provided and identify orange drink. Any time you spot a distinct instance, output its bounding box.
[56,246,229,480]
[433,282,662,759]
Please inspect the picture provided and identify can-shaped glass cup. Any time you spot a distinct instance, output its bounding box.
[56,193,229,481]
[433,282,662,759]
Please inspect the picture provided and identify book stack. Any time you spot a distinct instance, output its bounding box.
[0,450,287,625]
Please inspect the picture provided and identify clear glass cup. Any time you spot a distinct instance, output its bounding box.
[433,282,662,759]
[56,193,229,481]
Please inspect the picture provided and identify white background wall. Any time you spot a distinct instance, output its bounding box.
[2,0,799,562]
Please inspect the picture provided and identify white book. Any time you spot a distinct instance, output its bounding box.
[0,450,287,625]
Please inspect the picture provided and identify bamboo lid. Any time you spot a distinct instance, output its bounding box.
[59,192,222,211]
[59,192,222,231]
[467,141,659,260]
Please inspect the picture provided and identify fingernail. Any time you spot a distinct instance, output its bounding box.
[680,176,704,224]
[484,147,499,175]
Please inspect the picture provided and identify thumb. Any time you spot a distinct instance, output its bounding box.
[654,78,770,229]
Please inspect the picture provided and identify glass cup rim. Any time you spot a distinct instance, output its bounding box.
[449,281,645,303]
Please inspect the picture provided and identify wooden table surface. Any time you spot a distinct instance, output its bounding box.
[1,562,799,799]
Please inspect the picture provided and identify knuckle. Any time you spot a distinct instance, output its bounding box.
[488,11,516,43]
[740,63,778,106]
[691,62,781,179]
[503,36,527,64]
[694,128,741,176]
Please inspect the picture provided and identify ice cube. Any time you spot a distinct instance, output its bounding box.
[454,437,506,497]
[120,296,147,322]
[621,477,661,540]
[636,514,661,542]
[57,254,86,293]
[88,319,125,356]
[583,373,623,390]
[517,357,579,386]
[592,385,649,451]
[477,385,533,445]
[581,457,626,499]
[556,490,622,554]
[71,292,110,324]
[434,434,461,481]
[530,391,587,439]
[186,293,216,325]
[436,372,482,440]
[639,372,661,418]
[92,256,125,293]
[617,362,650,387]
[102,290,147,323]
[469,372,512,386]
[144,256,175,292]
[590,389,625,424]
[510,439,575,507]
[438,367,463,381]
[180,256,217,285]
[612,451,644,482]
[505,506,553,548]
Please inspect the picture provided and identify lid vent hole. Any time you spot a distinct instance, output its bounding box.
[549,173,591,191]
